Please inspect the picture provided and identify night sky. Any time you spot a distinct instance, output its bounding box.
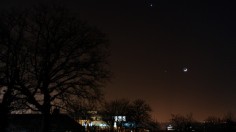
[1,0,236,122]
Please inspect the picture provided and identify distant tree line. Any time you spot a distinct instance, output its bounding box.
[169,112,236,132]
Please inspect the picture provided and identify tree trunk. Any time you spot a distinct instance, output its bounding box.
[0,104,8,132]
[42,111,50,132]
[0,88,13,132]
[42,92,51,132]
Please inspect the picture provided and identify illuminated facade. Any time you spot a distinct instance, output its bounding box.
[77,111,109,131]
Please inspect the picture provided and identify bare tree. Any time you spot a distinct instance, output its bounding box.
[223,112,235,123]
[129,99,152,130]
[101,99,157,131]
[101,99,130,128]
[204,116,221,124]
[170,113,195,132]
[0,4,110,131]
[222,112,236,132]
[203,116,224,132]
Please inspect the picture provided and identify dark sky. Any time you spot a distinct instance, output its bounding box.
[2,0,236,122]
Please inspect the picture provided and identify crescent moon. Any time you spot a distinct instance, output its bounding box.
[183,68,188,72]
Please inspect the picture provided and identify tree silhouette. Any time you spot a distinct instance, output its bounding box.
[0,4,110,131]
[203,114,236,132]
[170,113,195,132]
[129,99,152,130]
[222,112,236,132]
[101,99,130,130]
[101,99,156,131]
